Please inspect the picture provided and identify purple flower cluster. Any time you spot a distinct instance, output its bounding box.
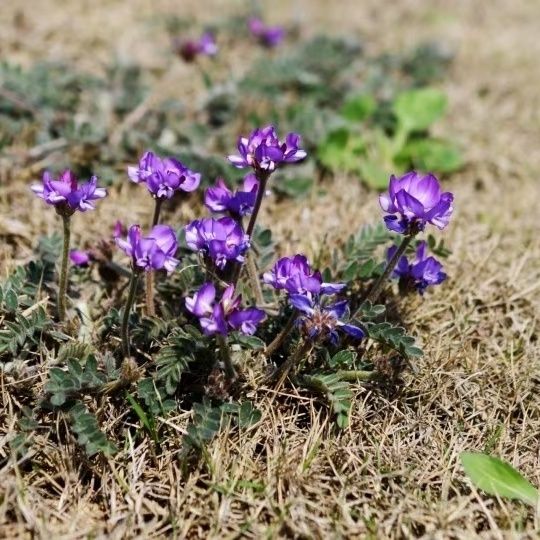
[228,126,306,173]
[185,217,250,269]
[128,151,200,200]
[116,224,179,273]
[174,32,218,63]
[31,170,107,214]
[380,172,453,234]
[204,175,259,218]
[248,18,285,48]
[389,241,446,294]
[290,294,364,345]
[263,255,345,296]
[186,282,265,336]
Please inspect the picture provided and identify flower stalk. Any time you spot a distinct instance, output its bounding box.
[145,198,163,317]
[121,270,140,359]
[217,334,237,381]
[57,213,71,322]
[265,310,298,357]
[361,234,414,306]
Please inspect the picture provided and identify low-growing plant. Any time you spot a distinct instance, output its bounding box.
[4,120,456,459]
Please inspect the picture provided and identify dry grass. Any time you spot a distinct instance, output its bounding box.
[1,0,540,538]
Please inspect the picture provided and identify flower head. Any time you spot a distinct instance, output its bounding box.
[116,224,179,273]
[31,170,107,214]
[289,294,364,345]
[174,32,218,62]
[263,254,345,296]
[204,174,259,218]
[248,18,285,48]
[186,282,266,336]
[128,151,200,199]
[228,125,306,173]
[185,217,250,269]
[379,171,454,234]
[388,241,447,294]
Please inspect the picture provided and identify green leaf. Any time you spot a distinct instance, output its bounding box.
[358,159,390,190]
[400,138,463,173]
[393,88,447,132]
[341,93,376,122]
[460,452,539,507]
[317,128,365,172]
[238,401,262,428]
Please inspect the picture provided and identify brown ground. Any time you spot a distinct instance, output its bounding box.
[1,0,539,538]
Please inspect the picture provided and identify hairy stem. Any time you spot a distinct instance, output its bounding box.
[145,198,163,317]
[361,234,414,307]
[217,334,237,381]
[265,310,298,357]
[246,251,264,305]
[57,214,71,322]
[121,271,140,359]
[270,339,313,389]
[337,370,377,382]
[230,171,269,286]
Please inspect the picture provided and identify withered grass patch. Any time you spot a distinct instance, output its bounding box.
[1,0,540,537]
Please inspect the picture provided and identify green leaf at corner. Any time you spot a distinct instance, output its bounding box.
[400,138,463,173]
[394,88,447,132]
[460,452,539,507]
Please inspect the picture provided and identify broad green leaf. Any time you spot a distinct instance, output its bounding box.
[358,159,390,190]
[394,88,447,132]
[460,452,539,507]
[341,94,376,122]
[400,138,463,173]
[317,128,365,172]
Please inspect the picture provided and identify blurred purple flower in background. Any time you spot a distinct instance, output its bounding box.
[186,282,266,336]
[69,250,91,267]
[174,32,218,62]
[228,126,306,173]
[128,151,200,199]
[263,254,345,296]
[116,224,179,273]
[204,174,259,218]
[379,171,454,234]
[289,294,364,345]
[388,241,447,293]
[185,217,250,269]
[248,17,285,48]
[31,170,107,214]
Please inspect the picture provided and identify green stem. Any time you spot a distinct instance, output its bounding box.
[230,171,269,286]
[121,271,140,359]
[145,198,163,317]
[217,334,236,380]
[265,310,298,357]
[360,234,414,308]
[57,214,71,322]
[337,370,377,382]
[246,251,264,305]
[269,339,313,388]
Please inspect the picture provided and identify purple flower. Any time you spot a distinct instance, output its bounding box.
[228,125,307,173]
[204,174,259,218]
[248,18,285,48]
[289,294,364,345]
[388,241,447,294]
[31,170,107,214]
[116,224,179,273]
[185,282,266,336]
[185,217,250,269]
[128,151,200,199]
[263,254,345,296]
[379,172,454,234]
[174,32,218,63]
[69,250,91,266]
